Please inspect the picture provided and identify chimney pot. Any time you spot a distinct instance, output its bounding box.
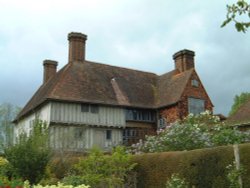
[43,60,58,83]
[173,49,195,73]
[68,32,87,63]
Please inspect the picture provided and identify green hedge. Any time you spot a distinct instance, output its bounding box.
[133,143,250,188]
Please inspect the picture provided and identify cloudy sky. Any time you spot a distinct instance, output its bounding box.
[0,0,249,116]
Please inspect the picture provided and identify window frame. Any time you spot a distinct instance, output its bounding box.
[81,104,99,114]
[106,130,112,140]
[191,79,199,87]
[188,97,205,115]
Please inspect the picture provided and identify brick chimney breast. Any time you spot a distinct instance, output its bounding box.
[43,60,58,84]
[173,49,195,73]
[68,32,87,63]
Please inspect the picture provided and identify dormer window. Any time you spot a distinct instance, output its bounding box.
[191,79,199,87]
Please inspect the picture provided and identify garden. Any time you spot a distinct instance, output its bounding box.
[1,112,250,188]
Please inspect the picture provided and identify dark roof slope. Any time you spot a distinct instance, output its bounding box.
[157,69,193,107]
[16,61,194,121]
[227,99,250,125]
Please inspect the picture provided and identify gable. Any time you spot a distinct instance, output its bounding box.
[157,69,194,107]
[180,70,213,107]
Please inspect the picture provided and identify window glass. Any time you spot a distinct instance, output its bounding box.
[191,79,199,87]
[75,127,85,139]
[106,130,112,140]
[81,104,89,112]
[125,109,155,122]
[188,97,205,115]
[90,104,99,113]
[81,104,99,113]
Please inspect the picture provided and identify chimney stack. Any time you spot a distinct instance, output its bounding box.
[43,60,58,83]
[68,32,87,63]
[173,49,195,73]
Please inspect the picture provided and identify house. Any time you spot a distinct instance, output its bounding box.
[227,99,250,130]
[14,32,213,151]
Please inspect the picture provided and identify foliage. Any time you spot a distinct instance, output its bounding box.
[226,161,245,188]
[222,0,250,32]
[133,143,250,188]
[130,111,250,154]
[212,125,250,146]
[165,174,189,188]
[63,146,136,188]
[229,92,250,116]
[23,181,90,188]
[0,103,21,151]
[0,177,23,188]
[4,119,51,184]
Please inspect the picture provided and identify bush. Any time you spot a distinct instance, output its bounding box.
[4,120,51,184]
[133,143,250,188]
[63,146,136,188]
[23,181,90,188]
[130,111,250,153]
[166,174,188,188]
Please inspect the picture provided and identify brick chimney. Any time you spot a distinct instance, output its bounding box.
[43,60,58,83]
[173,49,195,73]
[68,32,87,63]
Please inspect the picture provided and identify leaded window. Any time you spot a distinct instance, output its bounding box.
[188,97,205,115]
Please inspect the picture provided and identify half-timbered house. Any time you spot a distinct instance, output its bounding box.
[14,32,213,151]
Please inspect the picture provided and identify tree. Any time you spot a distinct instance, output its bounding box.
[0,103,21,151]
[221,0,250,32]
[229,92,250,116]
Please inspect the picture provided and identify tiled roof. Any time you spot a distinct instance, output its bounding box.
[15,61,194,121]
[227,99,250,125]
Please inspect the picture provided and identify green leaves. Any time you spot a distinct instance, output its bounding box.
[222,0,250,33]
[63,146,136,188]
[4,120,51,184]
[131,111,250,153]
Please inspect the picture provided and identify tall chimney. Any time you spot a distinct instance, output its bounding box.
[68,32,87,63]
[173,49,195,73]
[43,60,58,83]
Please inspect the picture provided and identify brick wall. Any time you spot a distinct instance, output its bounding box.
[159,70,213,123]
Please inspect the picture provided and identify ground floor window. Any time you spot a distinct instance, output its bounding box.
[106,130,112,140]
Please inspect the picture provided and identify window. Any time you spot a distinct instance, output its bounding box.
[188,97,205,115]
[81,104,99,114]
[158,118,166,129]
[90,104,99,113]
[106,130,112,140]
[75,127,85,139]
[125,109,155,122]
[81,104,89,112]
[191,79,199,87]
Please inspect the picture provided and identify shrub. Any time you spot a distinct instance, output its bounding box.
[23,181,90,188]
[63,146,136,188]
[4,119,51,184]
[130,111,250,153]
[226,161,245,188]
[166,174,188,188]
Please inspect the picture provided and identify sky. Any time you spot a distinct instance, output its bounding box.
[0,0,249,116]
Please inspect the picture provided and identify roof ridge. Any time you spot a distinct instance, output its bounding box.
[85,60,158,76]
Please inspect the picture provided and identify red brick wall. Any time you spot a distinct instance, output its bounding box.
[159,70,213,123]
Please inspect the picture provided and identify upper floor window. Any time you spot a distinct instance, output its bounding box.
[191,79,199,87]
[81,104,99,114]
[125,109,155,122]
[188,97,205,115]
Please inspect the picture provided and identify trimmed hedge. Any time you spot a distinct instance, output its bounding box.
[133,143,250,188]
